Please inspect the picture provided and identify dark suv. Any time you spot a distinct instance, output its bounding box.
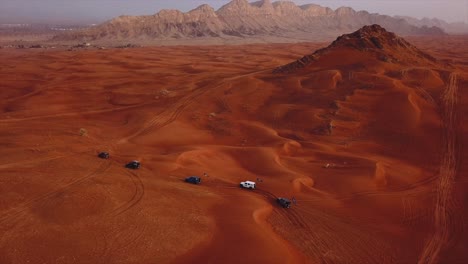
[277,198,291,208]
[98,152,110,159]
[185,176,201,184]
[125,160,140,169]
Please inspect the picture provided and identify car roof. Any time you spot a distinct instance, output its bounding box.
[245,181,256,184]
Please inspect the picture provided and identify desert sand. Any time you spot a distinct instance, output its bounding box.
[0,34,467,264]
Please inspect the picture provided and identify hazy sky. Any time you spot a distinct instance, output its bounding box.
[1,0,467,24]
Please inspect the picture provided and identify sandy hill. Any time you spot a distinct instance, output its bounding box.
[52,0,445,44]
[1,25,467,263]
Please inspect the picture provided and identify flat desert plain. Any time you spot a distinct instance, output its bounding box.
[0,36,467,264]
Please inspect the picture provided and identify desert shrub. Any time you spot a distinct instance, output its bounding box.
[79,128,88,136]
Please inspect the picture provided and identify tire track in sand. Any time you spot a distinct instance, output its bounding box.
[0,101,156,123]
[418,72,461,264]
[271,203,395,263]
[0,150,90,170]
[109,170,145,217]
[400,68,437,106]
[0,159,112,228]
[255,188,395,263]
[117,70,267,144]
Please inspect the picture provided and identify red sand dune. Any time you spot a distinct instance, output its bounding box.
[0,31,467,263]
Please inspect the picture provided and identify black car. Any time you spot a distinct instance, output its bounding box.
[277,198,291,208]
[98,152,110,159]
[125,160,140,169]
[185,176,201,184]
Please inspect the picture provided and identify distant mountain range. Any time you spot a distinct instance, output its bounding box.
[395,16,468,34]
[52,0,448,44]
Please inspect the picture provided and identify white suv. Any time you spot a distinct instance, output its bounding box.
[239,181,256,189]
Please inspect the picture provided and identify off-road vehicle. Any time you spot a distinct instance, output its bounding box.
[239,181,256,189]
[98,152,109,159]
[185,176,201,184]
[125,160,140,169]
[277,197,292,208]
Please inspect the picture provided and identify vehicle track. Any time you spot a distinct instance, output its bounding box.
[401,69,409,79]
[336,173,436,200]
[415,86,437,106]
[0,100,156,123]
[99,219,150,263]
[109,170,145,217]
[3,87,44,103]
[253,188,279,200]
[204,181,397,262]
[402,196,415,226]
[271,202,396,263]
[117,88,205,143]
[218,182,412,261]
[288,72,440,202]
[0,150,91,170]
[294,168,436,205]
[118,70,267,143]
[401,194,434,227]
[418,72,461,264]
[0,159,112,229]
[400,68,438,107]
[251,187,396,262]
[288,151,440,202]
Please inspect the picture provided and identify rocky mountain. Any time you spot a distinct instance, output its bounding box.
[53,0,446,43]
[395,16,468,34]
[273,24,438,74]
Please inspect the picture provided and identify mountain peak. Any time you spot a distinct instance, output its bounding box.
[192,4,215,12]
[217,0,251,16]
[156,9,184,17]
[252,0,273,8]
[349,24,393,37]
[329,24,416,51]
[253,0,275,14]
[335,6,356,16]
[189,4,217,16]
[300,4,333,16]
[219,0,250,9]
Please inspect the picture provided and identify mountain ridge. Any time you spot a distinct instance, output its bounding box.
[52,0,446,43]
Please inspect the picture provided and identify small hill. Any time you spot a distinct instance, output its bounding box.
[273,24,439,73]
